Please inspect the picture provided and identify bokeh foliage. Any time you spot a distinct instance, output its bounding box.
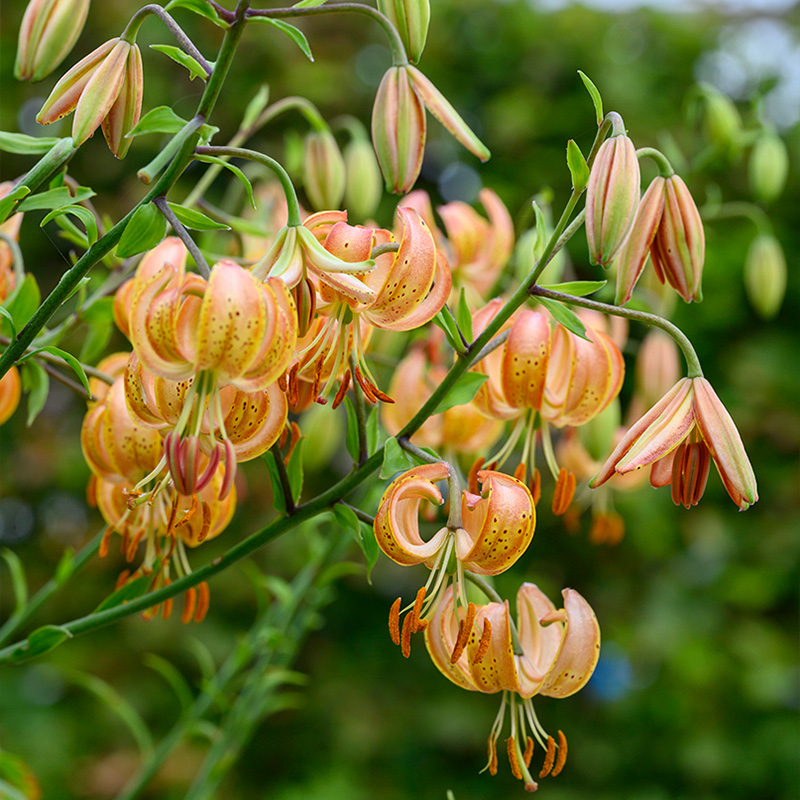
[0,1,798,798]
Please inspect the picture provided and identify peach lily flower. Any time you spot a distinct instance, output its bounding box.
[590,377,758,510]
[425,583,601,790]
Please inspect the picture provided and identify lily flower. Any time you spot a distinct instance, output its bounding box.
[425,583,601,790]
[590,377,758,510]
[0,367,22,425]
[374,462,535,656]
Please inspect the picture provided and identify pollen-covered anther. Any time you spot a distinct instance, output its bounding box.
[513,462,527,482]
[182,586,198,624]
[487,736,499,776]
[99,525,114,558]
[195,581,211,623]
[354,365,378,404]
[332,369,352,410]
[552,468,576,516]
[474,618,492,663]
[539,735,556,778]
[523,736,534,768]
[400,608,414,658]
[450,601,476,664]
[507,736,523,780]
[468,456,485,495]
[389,596,402,645]
[410,586,427,632]
[551,730,568,777]
[196,502,212,545]
[529,469,541,506]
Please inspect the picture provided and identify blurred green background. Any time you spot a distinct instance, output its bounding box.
[0,0,798,798]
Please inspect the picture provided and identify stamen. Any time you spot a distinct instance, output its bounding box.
[474,618,492,663]
[115,569,131,590]
[279,423,289,449]
[161,578,173,620]
[450,602,476,664]
[552,468,576,516]
[99,525,113,558]
[523,736,534,768]
[529,469,541,506]
[173,495,199,529]
[551,730,567,777]
[196,502,212,544]
[182,587,198,624]
[488,737,498,776]
[277,372,288,393]
[400,609,413,658]
[468,457,485,495]
[389,597,401,645]
[284,421,302,464]
[165,494,180,538]
[410,586,427,633]
[195,581,210,622]
[354,365,378,404]
[514,462,527,482]
[539,736,556,778]
[507,737,523,780]
[332,369,351,409]
[126,529,146,562]
[287,364,300,408]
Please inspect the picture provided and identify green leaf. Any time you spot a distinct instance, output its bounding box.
[379,437,414,479]
[21,361,49,426]
[578,70,604,126]
[30,346,90,394]
[0,306,16,341]
[566,139,590,192]
[93,569,156,612]
[54,548,75,584]
[286,436,305,503]
[358,521,380,582]
[165,0,229,27]
[433,309,466,354]
[432,372,488,415]
[126,106,190,138]
[41,205,98,245]
[1,549,28,616]
[10,624,71,662]
[539,280,606,297]
[2,275,41,339]
[167,202,230,231]
[536,296,590,341]
[17,186,94,213]
[332,504,360,536]
[241,85,270,131]
[366,405,383,454]
[63,670,153,755]
[249,18,314,61]
[263,452,287,515]
[143,653,194,712]
[78,297,115,364]
[455,290,473,343]
[531,201,547,261]
[0,186,31,224]
[332,505,379,582]
[150,44,209,80]
[343,397,359,462]
[116,203,168,258]
[0,132,63,155]
[195,155,256,208]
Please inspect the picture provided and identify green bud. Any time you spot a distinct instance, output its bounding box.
[749,131,789,205]
[744,234,786,319]
[378,0,430,64]
[303,129,345,211]
[701,84,742,161]
[344,135,383,221]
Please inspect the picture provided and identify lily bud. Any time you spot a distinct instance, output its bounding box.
[37,37,144,157]
[0,367,21,425]
[372,66,426,194]
[651,175,704,303]
[744,234,786,320]
[303,129,345,211]
[377,0,430,64]
[701,84,742,161]
[749,131,789,205]
[15,0,90,82]
[343,134,383,221]
[585,134,640,267]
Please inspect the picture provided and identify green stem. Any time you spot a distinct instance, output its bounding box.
[530,285,703,378]
[137,116,205,185]
[247,3,408,66]
[636,147,675,177]
[195,145,301,226]
[153,196,211,279]
[349,354,369,465]
[271,444,297,515]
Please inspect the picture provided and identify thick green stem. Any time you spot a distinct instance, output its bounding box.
[349,354,370,465]
[247,3,408,66]
[153,196,211,279]
[636,147,675,177]
[195,145,301,226]
[530,285,703,378]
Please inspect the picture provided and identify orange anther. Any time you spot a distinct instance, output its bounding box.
[115,569,131,590]
[507,736,522,780]
[450,602,476,664]
[195,502,212,544]
[389,597,401,646]
[474,618,492,663]
[354,365,378,404]
[551,730,567,777]
[552,468,576,516]
[400,609,413,658]
[529,469,541,506]
[513,462,527,482]
[523,736,534,767]
[332,369,351,410]
[99,525,113,558]
[182,587,198,624]
[410,586,426,633]
[468,457,485,495]
[539,735,556,778]
[194,581,210,622]
[173,495,199,529]
[488,737,498,776]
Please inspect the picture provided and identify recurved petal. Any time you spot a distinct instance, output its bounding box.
[538,588,601,698]
[466,601,520,693]
[515,584,564,697]
[458,470,535,575]
[373,462,450,565]
[424,586,479,691]
[500,310,550,411]
[692,377,758,509]
[217,384,288,462]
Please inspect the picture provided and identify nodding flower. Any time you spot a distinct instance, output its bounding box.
[425,582,601,791]
[374,462,535,658]
[591,377,758,510]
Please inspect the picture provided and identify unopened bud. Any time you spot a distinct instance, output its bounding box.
[651,175,704,303]
[377,0,430,64]
[303,129,345,211]
[15,0,90,82]
[344,134,383,220]
[291,275,317,338]
[701,84,742,161]
[749,131,789,205]
[0,367,22,425]
[744,234,786,320]
[585,134,640,267]
[372,66,426,194]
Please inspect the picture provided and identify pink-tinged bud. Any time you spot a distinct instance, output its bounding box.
[405,65,490,163]
[749,130,789,205]
[303,129,345,211]
[15,0,90,82]
[343,134,383,221]
[651,175,704,303]
[744,234,786,320]
[614,177,666,305]
[372,66,426,194]
[37,37,143,157]
[377,0,430,64]
[585,134,640,267]
[0,367,22,425]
